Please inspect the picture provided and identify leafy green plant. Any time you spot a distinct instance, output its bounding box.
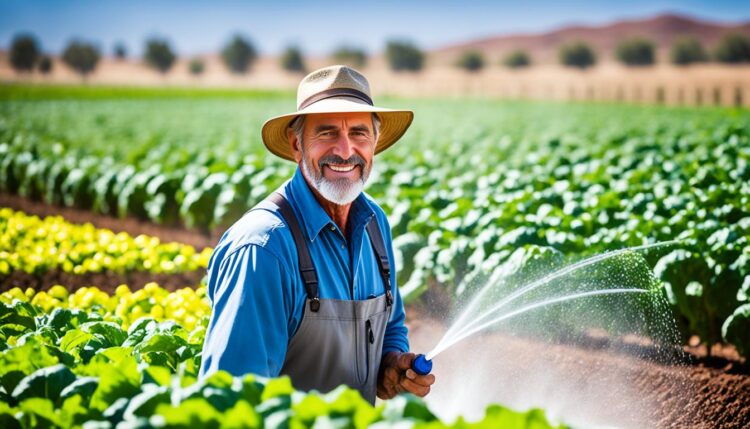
[0,286,565,429]
[0,208,212,276]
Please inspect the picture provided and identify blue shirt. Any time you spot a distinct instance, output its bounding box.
[199,167,409,378]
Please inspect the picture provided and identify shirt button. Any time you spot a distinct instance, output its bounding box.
[341,244,345,249]
[329,225,336,231]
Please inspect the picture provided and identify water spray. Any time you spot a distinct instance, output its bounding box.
[421,240,679,361]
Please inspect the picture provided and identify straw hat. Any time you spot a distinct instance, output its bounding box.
[261,65,414,161]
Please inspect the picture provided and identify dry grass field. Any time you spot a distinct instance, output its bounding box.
[1,52,749,107]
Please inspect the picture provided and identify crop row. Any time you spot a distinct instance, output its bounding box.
[0,208,212,277]
[1,95,749,354]
[0,284,564,429]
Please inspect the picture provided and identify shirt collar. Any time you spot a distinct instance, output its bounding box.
[286,167,375,242]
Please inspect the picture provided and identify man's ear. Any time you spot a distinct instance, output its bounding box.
[288,128,302,163]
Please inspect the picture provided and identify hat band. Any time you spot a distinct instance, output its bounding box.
[298,88,373,110]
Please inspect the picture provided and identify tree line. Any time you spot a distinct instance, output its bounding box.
[7,32,750,78]
[457,33,750,71]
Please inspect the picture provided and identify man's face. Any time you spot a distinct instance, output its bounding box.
[290,112,377,205]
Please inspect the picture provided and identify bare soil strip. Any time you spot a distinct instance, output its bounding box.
[406,313,750,429]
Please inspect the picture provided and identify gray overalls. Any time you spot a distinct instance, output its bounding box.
[262,192,394,404]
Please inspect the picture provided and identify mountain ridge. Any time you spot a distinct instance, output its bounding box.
[430,12,750,64]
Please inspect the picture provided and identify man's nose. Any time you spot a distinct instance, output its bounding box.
[331,134,356,160]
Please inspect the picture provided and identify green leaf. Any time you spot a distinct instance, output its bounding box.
[17,397,63,429]
[383,394,436,422]
[11,364,76,404]
[101,397,129,424]
[123,384,170,419]
[80,321,127,347]
[88,356,140,412]
[60,376,100,405]
[292,393,328,421]
[60,328,94,355]
[140,365,172,387]
[60,394,94,427]
[0,401,21,429]
[240,374,263,406]
[260,376,294,402]
[123,318,158,347]
[722,303,750,356]
[0,342,60,395]
[222,399,261,429]
[154,397,223,429]
[0,302,36,331]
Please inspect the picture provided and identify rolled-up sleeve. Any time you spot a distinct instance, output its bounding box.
[200,244,293,378]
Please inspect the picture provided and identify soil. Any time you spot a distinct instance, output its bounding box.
[406,312,750,429]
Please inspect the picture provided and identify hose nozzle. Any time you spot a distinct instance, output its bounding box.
[412,354,433,376]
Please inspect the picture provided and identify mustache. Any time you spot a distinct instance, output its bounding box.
[318,154,365,169]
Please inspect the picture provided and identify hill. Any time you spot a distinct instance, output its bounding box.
[431,13,750,65]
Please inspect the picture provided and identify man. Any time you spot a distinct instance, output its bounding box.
[200,65,435,403]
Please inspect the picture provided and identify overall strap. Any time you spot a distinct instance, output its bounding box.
[267,192,321,312]
[365,219,394,307]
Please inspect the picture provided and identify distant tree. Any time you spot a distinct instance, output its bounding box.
[502,50,531,68]
[559,41,596,69]
[616,37,655,66]
[385,40,424,72]
[221,35,257,74]
[9,33,40,73]
[38,56,53,74]
[144,38,176,73]
[456,50,484,72]
[114,42,127,60]
[281,45,305,73]
[332,45,367,67]
[714,33,750,64]
[671,36,708,65]
[189,58,205,75]
[62,40,100,77]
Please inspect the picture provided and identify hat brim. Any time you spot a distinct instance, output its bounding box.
[261,97,414,161]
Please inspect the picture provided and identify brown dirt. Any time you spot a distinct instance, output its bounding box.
[406,312,750,429]
[0,270,205,294]
[1,192,216,250]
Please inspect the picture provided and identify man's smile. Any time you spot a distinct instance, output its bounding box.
[326,164,357,172]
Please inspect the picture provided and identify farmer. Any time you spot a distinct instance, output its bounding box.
[200,65,435,403]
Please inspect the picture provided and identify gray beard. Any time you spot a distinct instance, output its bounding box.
[300,151,370,206]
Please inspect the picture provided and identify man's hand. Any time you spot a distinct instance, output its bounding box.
[377,351,436,400]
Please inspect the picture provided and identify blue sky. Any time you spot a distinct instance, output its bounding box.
[1,0,749,57]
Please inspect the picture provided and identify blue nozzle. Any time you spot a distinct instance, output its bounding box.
[412,354,433,376]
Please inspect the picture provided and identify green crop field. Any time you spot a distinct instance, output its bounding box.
[1,84,749,427]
